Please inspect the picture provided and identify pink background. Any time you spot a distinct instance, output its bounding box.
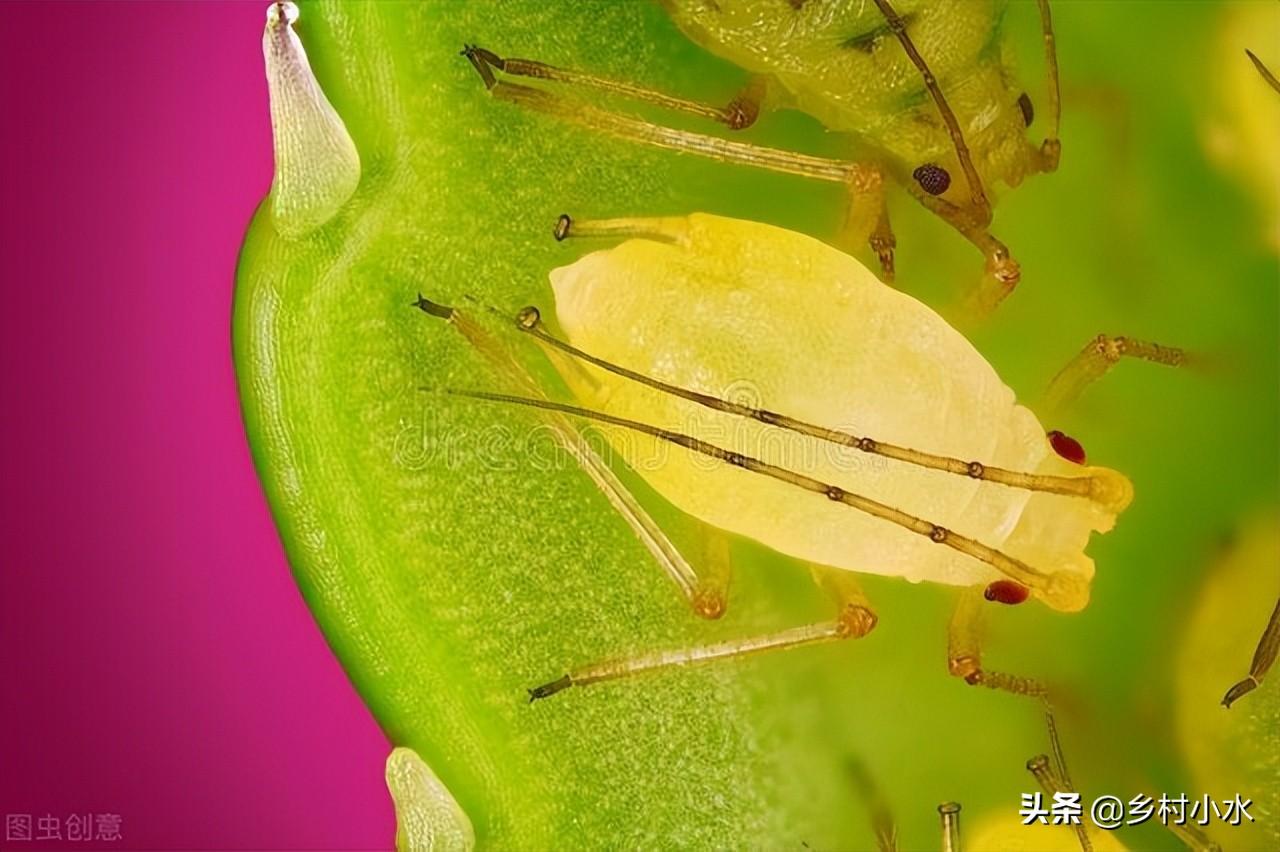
[0,2,391,849]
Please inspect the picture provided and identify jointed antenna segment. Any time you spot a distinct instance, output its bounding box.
[448,388,1059,594]
[510,305,1125,512]
[872,0,992,224]
[411,294,715,616]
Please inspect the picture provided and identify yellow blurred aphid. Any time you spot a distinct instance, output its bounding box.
[463,0,1064,313]
[1176,512,1280,851]
[1201,3,1280,252]
[967,812,1128,852]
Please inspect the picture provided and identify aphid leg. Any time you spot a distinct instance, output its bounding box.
[1026,755,1093,852]
[691,527,734,620]
[870,195,898,285]
[463,49,871,185]
[413,295,723,619]
[1034,0,1062,172]
[1145,785,1224,852]
[846,758,898,852]
[462,46,770,130]
[950,589,1086,847]
[526,573,875,700]
[906,187,1020,318]
[1222,593,1280,708]
[810,565,879,639]
[872,0,992,225]
[1246,49,1280,95]
[837,164,897,284]
[1042,334,1188,413]
[552,213,690,246]
[938,801,961,852]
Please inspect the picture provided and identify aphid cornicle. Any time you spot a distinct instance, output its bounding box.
[462,0,1063,313]
[416,211,1167,731]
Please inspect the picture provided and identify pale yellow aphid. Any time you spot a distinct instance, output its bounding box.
[544,212,1128,613]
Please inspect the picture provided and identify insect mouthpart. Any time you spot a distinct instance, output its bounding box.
[912,163,951,196]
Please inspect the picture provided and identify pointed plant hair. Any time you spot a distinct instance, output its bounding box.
[262,1,361,239]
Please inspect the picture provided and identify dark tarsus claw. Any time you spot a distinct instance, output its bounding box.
[412,293,454,320]
[460,44,503,89]
[554,214,572,242]
[1222,676,1259,709]
[527,674,573,703]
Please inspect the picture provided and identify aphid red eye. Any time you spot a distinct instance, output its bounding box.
[913,163,951,195]
[984,580,1030,605]
[1017,92,1034,127]
[1047,429,1087,465]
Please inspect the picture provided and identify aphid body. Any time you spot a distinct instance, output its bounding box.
[465,0,1062,305]
[547,213,1128,612]
[664,0,1050,204]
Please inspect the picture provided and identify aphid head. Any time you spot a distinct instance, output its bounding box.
[890,71,1049,209]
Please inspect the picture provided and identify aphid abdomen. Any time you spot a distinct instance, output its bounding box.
[667,1,1006,135]
[548,215,1122,600]
[664,0,1037,196]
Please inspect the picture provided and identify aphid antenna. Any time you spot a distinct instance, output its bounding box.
[1041,697,1078,805]
[1246,49,1280,95]
[871,0,991,224]
[446,387,1073,599]
[1026,754,1093,852]
[410,293,708,610]
[503,303,1131,514]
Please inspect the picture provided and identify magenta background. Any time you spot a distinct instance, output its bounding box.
[0,2,392,849]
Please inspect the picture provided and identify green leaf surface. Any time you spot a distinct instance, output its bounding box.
[234,1,1279,847]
